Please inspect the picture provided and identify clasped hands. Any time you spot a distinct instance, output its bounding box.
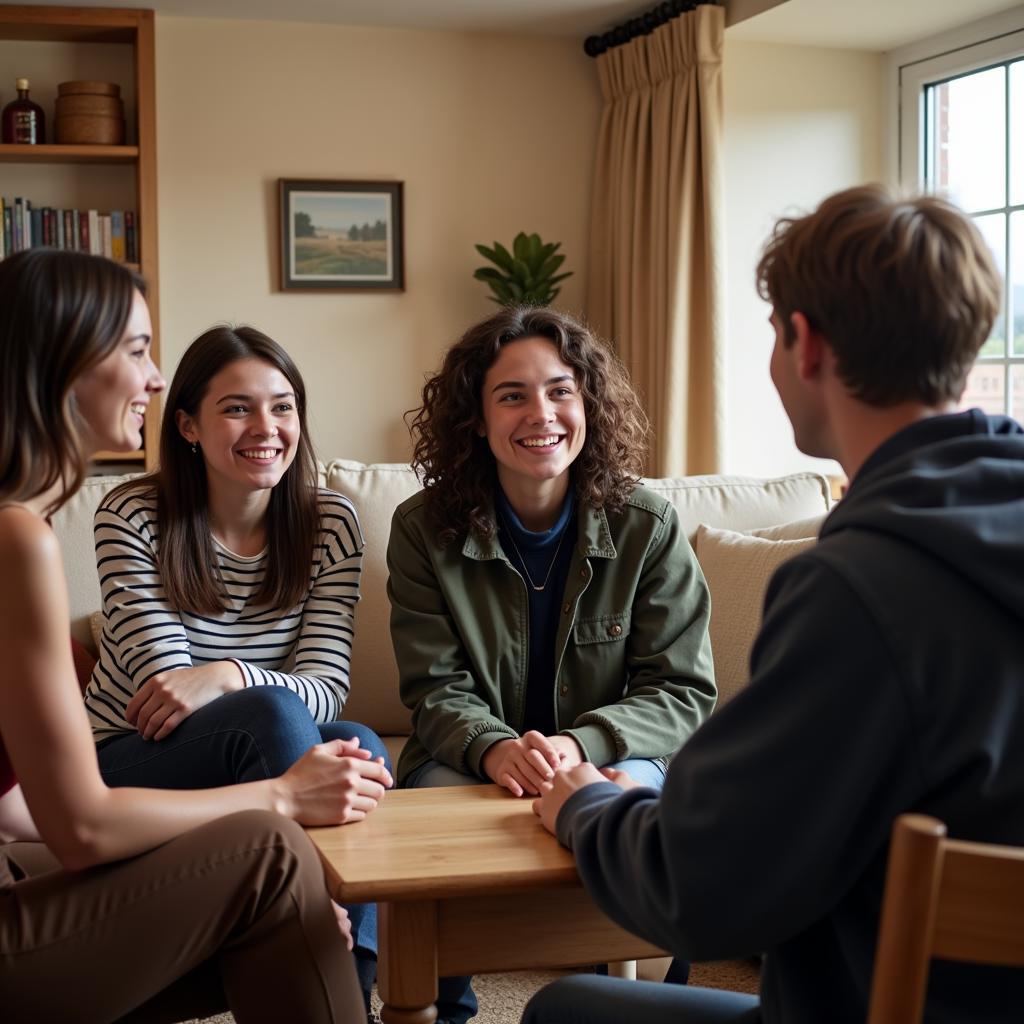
[482,731,642,836]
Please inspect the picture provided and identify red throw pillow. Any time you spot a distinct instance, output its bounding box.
[70,637,97,694]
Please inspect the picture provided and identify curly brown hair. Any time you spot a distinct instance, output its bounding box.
[409,306,650,545]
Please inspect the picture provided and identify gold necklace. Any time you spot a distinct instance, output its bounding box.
[499,515,570,592]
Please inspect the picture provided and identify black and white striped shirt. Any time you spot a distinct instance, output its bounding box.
[84,486,363,739]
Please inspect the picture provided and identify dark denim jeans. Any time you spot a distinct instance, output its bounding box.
[96,686,390,989]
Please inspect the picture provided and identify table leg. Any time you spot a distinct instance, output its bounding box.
[378,900,439,1024]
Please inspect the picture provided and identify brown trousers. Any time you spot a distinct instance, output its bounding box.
[0,809,363,1023]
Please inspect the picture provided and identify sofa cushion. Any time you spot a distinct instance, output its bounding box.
[324,461,423,735]
[643,473,831,542]
[694,521,822,707]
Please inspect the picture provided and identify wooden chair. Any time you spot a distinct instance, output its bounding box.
[866,813,1024,1024]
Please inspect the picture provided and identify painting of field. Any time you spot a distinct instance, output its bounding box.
[289,191,393,281]
[294,234,388,276]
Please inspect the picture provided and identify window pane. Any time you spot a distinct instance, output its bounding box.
[1013,365,1024,423]
[928,66,1006,212]
[1013,211,1024,356]
[974,212,1007,356]
[960,362,1005,415]
[1011,60,1024,207]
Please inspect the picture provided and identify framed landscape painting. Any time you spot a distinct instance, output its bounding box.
[279,179,404,290]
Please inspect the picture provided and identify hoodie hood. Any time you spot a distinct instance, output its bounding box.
[821,409,1024,623]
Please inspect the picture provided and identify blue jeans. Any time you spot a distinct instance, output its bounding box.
[524,975,760,1024]
[404,756,668,1023]
[96,686,390,988]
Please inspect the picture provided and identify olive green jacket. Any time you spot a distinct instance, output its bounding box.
[387,485,716,785]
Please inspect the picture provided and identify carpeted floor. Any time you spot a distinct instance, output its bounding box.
[182,958,760,1023]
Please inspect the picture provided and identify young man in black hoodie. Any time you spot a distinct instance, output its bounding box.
[524,185,1024,1024]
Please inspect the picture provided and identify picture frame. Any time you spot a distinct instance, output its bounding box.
[278,179,404,291]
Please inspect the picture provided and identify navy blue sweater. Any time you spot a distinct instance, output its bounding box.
[556,410,1024,1024]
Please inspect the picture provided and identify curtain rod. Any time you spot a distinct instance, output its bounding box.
[583,0,717,57]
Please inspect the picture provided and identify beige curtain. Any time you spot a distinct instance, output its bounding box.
[587,4,725,476]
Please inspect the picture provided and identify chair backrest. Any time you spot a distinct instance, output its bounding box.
[866,813,1024,1024]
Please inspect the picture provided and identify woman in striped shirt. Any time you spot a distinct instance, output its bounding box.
[83,324,389,1009]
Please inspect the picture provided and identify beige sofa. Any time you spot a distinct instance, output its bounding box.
[54,461,832,761]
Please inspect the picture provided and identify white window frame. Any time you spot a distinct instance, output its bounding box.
[888,7,1024,417]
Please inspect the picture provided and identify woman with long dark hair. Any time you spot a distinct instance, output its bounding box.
[388,305,716,1021]
[83,324,391,1009]
[0,248,370,1022]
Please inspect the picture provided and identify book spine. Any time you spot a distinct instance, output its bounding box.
[125,210,136,264]
[88,210,100,256]
[100,214,112,258]
[30,207,41,250]
[110,210,124,262]
[79,210,90,254]
[56,208,65,250]
[14,199,23,252]
[64,209,74,251]
[2,206,10,260]
[0,197,5,259]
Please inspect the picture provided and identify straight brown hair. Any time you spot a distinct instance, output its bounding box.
[0,249,144,516]
[111,326,319,615]
[756,185,1002,406]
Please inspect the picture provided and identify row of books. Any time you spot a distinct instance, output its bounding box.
[1,197,138,264]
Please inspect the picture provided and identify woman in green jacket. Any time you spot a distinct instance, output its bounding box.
[389,305,717,798]
[388,306,714,1020]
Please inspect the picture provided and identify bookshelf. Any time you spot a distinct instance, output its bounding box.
[0,4,160,470]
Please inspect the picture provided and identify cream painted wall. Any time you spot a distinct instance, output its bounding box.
[721,38,886,478]
[155,17,599,464]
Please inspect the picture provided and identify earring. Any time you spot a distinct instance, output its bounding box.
[190,441,198,455]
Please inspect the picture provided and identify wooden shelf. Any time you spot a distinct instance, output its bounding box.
[0,4,161,472]
[93,450,146,463]
[0,143,139,164]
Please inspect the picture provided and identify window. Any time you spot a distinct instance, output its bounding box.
[898,23,1024,420]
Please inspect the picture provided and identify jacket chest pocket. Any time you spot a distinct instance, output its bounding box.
[573,612,631,646]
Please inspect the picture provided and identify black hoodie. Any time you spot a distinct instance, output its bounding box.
[557,410,1024,1023]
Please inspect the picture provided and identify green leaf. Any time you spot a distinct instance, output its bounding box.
[491,242,516,273]
[513,232,530,263]
[474,267,506,283]
[547,271,573,286]
[537,242,558,266]
[488,278,515,303]
[536,253,566,279]
[524,232,542,269]
[511,258,534,286]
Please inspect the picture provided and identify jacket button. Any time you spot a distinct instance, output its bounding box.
[563,602,571,614]
[608,623,622,636]
[579,569,587,579]
[560,685,568,696]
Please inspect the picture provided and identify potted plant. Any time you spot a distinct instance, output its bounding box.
[473,231,572,306]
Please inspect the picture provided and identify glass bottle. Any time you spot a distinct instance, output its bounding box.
[2,79,46,144]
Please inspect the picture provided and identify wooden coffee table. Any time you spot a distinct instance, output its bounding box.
[307,784,665,1024]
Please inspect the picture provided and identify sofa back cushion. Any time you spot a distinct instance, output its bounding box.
[694,520,822,707]
[324,461,424,733]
